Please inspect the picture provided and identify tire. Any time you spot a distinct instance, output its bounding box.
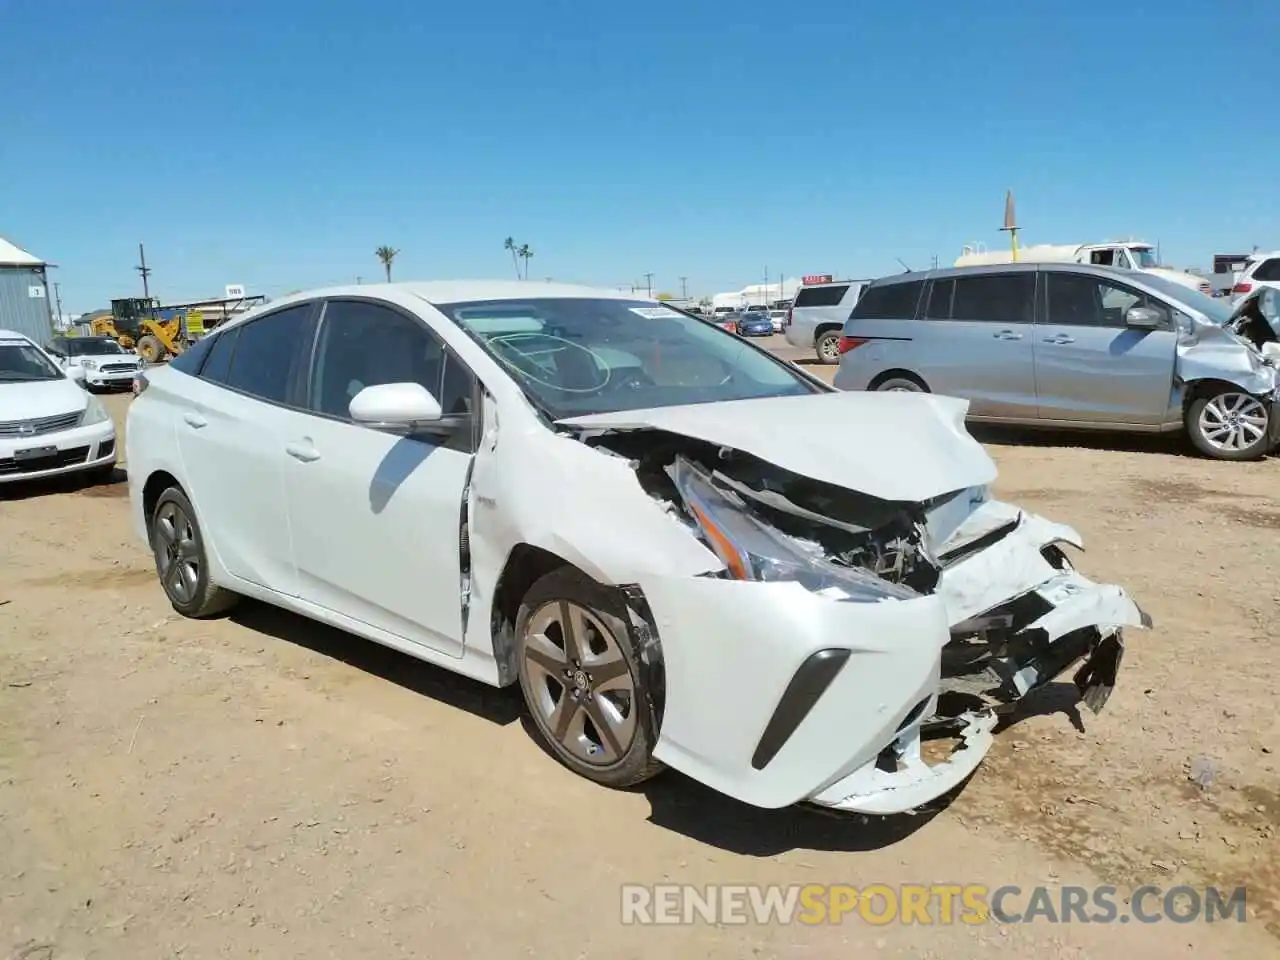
[136,335,164,364]
[1185,389,1272,461]
[515,566,663,788]
[148,486,239,618]
[815,330,841,365]
[873,374,928,393]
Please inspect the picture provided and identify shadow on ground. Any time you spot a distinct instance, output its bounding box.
[968,424,1194,457]
[0,465,127,501]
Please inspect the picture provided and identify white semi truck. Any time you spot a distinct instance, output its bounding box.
[955,240,1212,295]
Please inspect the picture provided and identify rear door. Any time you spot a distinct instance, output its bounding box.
[1033,271,1177,424]
[912,272,1038,418]
[174,302,319,595]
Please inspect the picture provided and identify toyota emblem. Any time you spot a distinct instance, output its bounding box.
[18,423,35,436]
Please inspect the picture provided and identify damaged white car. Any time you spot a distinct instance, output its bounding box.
[126,282,1150,815]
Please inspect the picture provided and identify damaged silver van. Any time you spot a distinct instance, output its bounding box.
[833,264,1280,460]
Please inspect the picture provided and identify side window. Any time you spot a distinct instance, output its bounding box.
[223,305,315,403]
[951,273,1035,323]
[1255,258,1280,282]
[168,334,214,374]
[793,284,849,308]
[1089,249,1115,267]
[199,327,241,384]
[1044,274,1164,328]
[924,279,954,319]
[310,299,477,422]
[849,280,925,320]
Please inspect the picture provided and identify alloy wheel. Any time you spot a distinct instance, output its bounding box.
[1197,392,1268,453]
[521,600,637,766]
[154,501,200,604]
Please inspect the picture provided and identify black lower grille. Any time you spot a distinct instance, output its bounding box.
[98,438,116,458]
[0,445,91,475]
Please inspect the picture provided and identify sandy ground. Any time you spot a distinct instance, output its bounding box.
[2,355,1278,958]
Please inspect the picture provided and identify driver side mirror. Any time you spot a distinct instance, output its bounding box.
[349,382,446,434]
[1124,305,1163,330]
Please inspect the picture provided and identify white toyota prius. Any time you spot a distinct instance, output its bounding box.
[125,282,1149,815]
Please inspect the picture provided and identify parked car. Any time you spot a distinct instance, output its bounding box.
[784,279,870,363]
[768,310,787,333]
[1230,250,1280,304]
[0,329,118,484]
[125,282,1146,815]
[831,263,1280,461]
[46,335,143,392]
[736,311,774,337]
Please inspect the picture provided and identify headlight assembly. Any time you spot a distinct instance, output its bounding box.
[668,456,919,602]
[81,395,110,426]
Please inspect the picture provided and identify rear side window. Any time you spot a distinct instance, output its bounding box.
[951,273,1035,323]
[169,335,214,374]
[849,280,925,320]
[794,284,849,308]
[1254,258,1280,282]
[223,305,315,404]
[924,279,954,319]
[199,327,241,384]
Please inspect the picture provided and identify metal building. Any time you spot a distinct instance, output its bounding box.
[0,235,54,343]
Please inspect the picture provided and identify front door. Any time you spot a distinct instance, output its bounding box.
[1033,272,1177,424]
[283,298,480,658]
[914,272,1038,418]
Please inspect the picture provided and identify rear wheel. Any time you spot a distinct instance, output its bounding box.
[816,330,841,364]
[873,373,928,393]
[149,487,239,618]
[1186,389,1271,461]
[136,335,164,364]
[516,567,663,788]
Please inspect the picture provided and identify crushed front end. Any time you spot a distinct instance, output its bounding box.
[588,428,1150,814]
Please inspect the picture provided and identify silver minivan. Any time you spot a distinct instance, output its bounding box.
[832,263,1280,461]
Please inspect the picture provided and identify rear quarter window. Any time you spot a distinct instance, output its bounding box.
[849,280,925,320]
[793,284,849,308]
[1254,258,1280,282]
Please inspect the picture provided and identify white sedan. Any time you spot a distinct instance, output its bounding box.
[125,282,1149,814]
[1,328,118,485]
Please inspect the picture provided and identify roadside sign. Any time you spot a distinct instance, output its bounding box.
[187,310,205,334]
[803,274,833,285]
[225,284,245,299]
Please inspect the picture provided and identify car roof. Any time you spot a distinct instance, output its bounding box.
[0,329,34,344]
[867,262,1140,286]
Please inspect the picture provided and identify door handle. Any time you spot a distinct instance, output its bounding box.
[182,412,207,429]
[1042,335,1076,344]
[285,440,321,463]
[992,329,1022,340]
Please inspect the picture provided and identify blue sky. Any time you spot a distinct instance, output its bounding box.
[2,0,1275,312]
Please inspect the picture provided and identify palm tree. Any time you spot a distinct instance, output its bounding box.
[503,237,520,279]
[375,245,399,282]
[517,244,533,280]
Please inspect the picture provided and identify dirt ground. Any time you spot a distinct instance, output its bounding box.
[2,371,1278,959]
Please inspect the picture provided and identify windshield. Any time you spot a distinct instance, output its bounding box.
[0,342,64,382]
[1131,247,1159,269]
[1139,274,1236,325]
[439,297,820,419]
[65,338,125,356]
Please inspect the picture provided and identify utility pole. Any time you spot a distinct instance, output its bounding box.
[135,242,152,300]
[356,276,363,284]
[52,282,63,328]
[644,273,653,297]
[679,276,688,298]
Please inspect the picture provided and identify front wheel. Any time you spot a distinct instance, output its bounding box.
[515,567,663,788]
[1185,389,1272,461]
[136,335,164,364]
[816,330,841,364]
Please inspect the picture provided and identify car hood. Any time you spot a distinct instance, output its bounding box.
[0,377,87,420]
[557,391,997,503]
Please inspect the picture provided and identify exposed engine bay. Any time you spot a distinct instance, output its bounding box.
[585,427,1146,729]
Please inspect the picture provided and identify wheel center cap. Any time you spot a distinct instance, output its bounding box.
[572,669,589,690]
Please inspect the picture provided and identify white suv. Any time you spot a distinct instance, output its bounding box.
[1232,251,1280,303]
[783,280,869,363]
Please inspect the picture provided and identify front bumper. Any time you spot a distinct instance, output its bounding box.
[0,419,116,483]
[82,366,141,389]
[643,499,1148,815]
